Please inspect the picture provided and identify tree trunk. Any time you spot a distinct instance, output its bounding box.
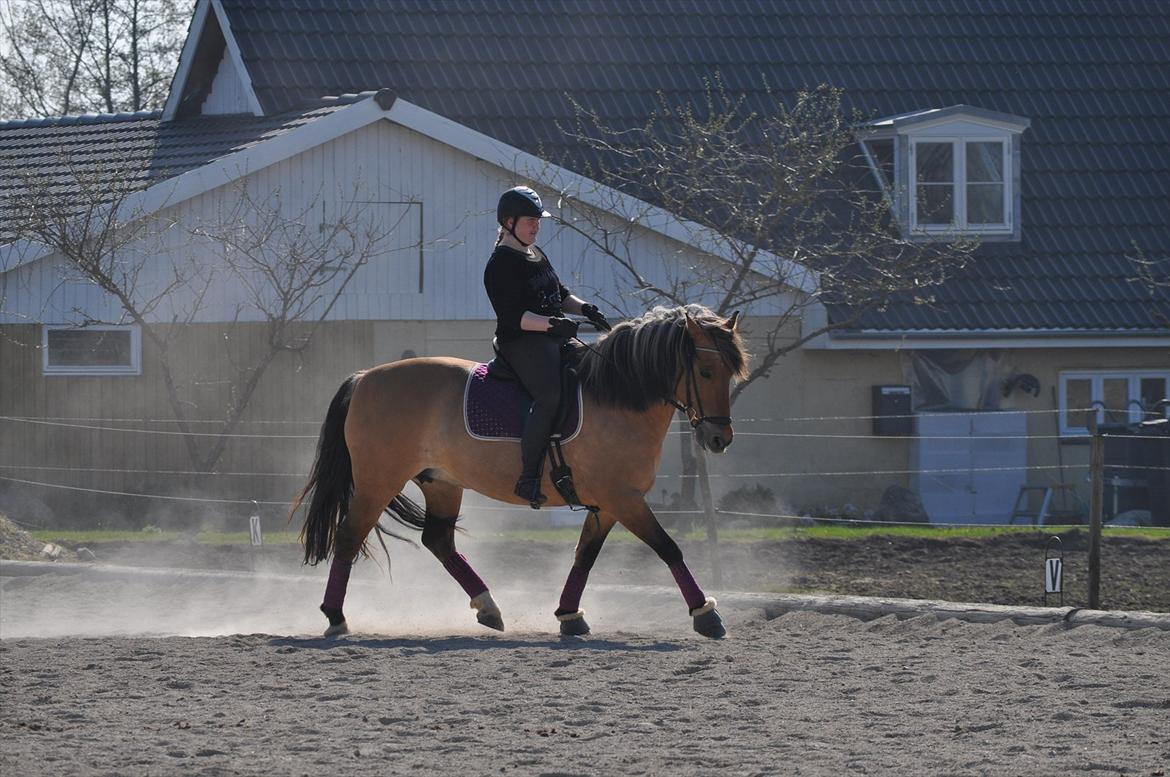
[692,436,723,588]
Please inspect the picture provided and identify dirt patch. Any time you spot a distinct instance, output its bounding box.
[31,529,1169,612]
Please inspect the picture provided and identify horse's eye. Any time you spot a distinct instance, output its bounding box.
[699,368,713,379]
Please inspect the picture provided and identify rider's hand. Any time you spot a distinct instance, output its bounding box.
[581,303,613,332]
[547,317,579,338]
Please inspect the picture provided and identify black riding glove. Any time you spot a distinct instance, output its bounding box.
[547,317,579,338]
[580,303,613,332]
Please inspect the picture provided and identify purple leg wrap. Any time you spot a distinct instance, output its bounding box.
[669,560,707,611]
[323,558,353,611]
[558,565,590,613]
[442,553,489,598]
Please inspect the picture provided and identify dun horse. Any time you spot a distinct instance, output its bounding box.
[293,305,748,639]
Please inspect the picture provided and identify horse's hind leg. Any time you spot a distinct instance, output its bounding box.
[606,493,725,639]
[321,482,404,637]
[555,510,617,636]
[419,479,504,632]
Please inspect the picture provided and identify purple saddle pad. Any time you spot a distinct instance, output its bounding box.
[463,363,583,442]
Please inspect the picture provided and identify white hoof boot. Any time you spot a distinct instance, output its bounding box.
[471,591,504,631]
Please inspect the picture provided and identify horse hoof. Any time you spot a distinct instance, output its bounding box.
[470,591,504,631]
[693,610,725,639]
[558,610,590,637]
[691,597,726,639]
[323,621,349,638]
[477,611,505,631]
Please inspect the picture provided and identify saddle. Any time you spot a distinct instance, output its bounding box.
[463,340,594,510]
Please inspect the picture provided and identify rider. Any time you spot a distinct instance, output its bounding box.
[484,185,612,508]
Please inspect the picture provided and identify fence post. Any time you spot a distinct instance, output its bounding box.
[1088,413,1104,609]
[694,441,723,588]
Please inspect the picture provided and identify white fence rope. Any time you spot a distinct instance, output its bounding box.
[2,415,1107,442]
[0,416,316,439]
[1,408,1164,515]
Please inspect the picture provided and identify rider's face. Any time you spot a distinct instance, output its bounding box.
[512,215,541,244]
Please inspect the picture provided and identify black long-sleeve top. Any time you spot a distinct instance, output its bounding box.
[483,245,570,342]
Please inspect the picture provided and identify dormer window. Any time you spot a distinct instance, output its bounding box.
[858,105,1029,242]
[912,138,1008,231]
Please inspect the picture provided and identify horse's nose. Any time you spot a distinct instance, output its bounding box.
[707,426,733,454]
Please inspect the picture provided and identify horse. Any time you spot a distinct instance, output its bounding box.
[292,304,748,639]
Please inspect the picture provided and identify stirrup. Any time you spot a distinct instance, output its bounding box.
[514,476,546,509]
[547,437,600,512]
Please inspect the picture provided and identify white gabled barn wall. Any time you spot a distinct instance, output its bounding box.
[3,117,783,327]
[201,49,253,115]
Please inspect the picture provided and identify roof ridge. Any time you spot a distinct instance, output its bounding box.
[0,109,163,130]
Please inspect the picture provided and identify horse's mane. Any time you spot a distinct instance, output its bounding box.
[575,305,749,411]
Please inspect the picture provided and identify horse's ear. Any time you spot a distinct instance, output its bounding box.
[684,312,704,343]
[724,311,741,331]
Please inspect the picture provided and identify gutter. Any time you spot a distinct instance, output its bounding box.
[805,328,1170,350]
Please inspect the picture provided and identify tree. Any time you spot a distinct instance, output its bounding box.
[1127,244,1170,329]
[4,148,403,481]
[538,82,978,582]
[0,0,189,119]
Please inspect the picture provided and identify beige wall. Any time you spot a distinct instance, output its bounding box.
[1,318,1165,527]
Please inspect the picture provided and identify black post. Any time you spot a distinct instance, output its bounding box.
[1088,414,1104,609]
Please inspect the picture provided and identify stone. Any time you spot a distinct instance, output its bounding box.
[873,485,929,523]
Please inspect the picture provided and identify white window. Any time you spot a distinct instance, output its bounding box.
[42,325,141,375]
[857,106,1028,242]
[1059,370,1169,436]
[910,138,1010,234]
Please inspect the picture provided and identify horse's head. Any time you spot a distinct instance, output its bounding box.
[678,309,748,454]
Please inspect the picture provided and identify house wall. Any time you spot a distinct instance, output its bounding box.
[3,114,1165,528]
[1,310,1165,528]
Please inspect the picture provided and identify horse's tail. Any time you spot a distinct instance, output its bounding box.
[293,372,362,566]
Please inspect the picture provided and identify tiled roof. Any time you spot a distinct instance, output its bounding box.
[210,0,1170,333]
[0,98,361,243]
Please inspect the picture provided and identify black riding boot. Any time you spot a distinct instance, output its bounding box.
[514,401,555,508]
[514,471,546,509]
[500,334,564,510]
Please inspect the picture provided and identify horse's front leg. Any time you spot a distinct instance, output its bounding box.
[555,510,617,636]
[606,494,725,639]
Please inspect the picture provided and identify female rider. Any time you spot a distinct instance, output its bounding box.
[483,186,611,508]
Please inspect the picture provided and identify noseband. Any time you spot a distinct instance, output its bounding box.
[668,344,733,429]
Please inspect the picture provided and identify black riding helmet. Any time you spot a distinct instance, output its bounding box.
[497,186,551,246]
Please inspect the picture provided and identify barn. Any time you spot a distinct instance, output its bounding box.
[1,0,1167,527]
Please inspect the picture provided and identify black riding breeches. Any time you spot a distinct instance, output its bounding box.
[498,333,564,477]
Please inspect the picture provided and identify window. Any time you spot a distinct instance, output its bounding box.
[911,138,1010,233]
[1059,370,1169,435]
[856,105,1028,242]
[42,325,141,375]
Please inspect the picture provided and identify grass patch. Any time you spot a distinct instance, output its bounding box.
[30,528,302,545]
[30,529,184,543]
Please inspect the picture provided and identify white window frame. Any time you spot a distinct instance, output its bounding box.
[909,136,1012,235]
[1058,369,1170,436]
[42,324,142,376]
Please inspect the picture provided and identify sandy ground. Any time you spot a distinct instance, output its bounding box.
[2,552,1169,777]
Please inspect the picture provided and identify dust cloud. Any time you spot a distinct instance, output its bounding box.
[1,504,722,641]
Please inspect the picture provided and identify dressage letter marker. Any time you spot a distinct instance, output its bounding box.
[249,515,263,547]
[1045,557,1062,594]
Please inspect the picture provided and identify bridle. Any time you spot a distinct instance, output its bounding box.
[668,343,733,430]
